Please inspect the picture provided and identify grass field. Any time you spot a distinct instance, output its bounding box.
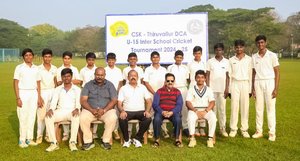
[0,58,299,161]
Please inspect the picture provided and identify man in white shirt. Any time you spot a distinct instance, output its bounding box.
[45,68,81,152]
[206,43,230,137]
[186,70,217,148]
[14,48,41,148]
[118,70,152,148]
[187,46,206,137]
[36,48,57,144]
[104,52,123,140]
[251,35,280,141]
[228,40,252,138]
[144,51,169,139]
[167,50,189,136]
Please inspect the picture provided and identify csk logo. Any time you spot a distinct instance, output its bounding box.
[110,21,129,37]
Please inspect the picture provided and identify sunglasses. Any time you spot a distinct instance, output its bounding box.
[166,80,174,83]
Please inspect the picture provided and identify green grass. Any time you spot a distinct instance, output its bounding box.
[0,58,300,161]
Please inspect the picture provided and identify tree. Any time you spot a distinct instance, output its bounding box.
[0,19,29,50]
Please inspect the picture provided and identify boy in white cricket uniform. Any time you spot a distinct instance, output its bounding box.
[206,43,230,137]
[36,49,57,144]
[186,70,217,148]
[228,40,252,138]
[14,48,41,148]
[45,68,81,152]
[251,35,280,141]
[167,50,189,135]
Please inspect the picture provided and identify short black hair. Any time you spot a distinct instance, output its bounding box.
[165,73,175,80]
[195,70,206,78]
[234,39,245,46]
[62,51,73,58]
[107,52,116,60]
[193,46,202,53]
[42,48,52,56]
[22,48,33,57]
[255,35,267,42]
[128,52,137,59]
[150,51,160,58]
[174,50,184,57]
[61,68,73,76]
[85,52,96,59]
[214,43,224,50]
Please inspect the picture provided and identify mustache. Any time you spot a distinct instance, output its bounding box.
[130,78,136,81]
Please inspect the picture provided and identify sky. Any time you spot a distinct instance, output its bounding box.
[0,0,299,31]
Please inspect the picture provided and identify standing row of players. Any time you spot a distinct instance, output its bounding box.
[13,34,279,151]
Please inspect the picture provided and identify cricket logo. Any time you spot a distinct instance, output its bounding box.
[110,21,129,37]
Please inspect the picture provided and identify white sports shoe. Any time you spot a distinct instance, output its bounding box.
[207,138,214,148]
[26,139,38,146]
[69,142,78,151]
[220,129,228,137]
[122,140,131,148]
[36,136,43,144]
[268,134,276,141]
[241,131,250,138]
[188,137,196,148]
[229,130,237,137]
[19,141,28,148]
[132,138,142,148]
[46,143,59,152]
[252,131,263,139]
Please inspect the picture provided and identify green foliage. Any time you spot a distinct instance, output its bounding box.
[0,19,29,50]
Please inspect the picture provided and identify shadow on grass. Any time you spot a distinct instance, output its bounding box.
[8,111,19,138]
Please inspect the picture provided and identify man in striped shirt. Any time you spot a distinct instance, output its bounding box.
[152,73,183,147]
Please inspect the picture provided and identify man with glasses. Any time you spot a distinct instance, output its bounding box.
[152,73,183,148]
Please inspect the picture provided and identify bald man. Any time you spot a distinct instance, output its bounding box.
[80,67,118,150]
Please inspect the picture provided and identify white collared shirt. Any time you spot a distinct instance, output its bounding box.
[38,64,57,90]
[167,64,189,88]
[186,85,215,109]
[14,62,40,90]
[252,50,279,80]
[56,65,81,82]
[187,59,206,88]
[143,64,167,92]
[206,57,229,92]
[50,84,81,110]
[80,65,97,87]
[229,55,252,81]
[104,66,123,89]
[122,66,144,84]
[118,84,150,112]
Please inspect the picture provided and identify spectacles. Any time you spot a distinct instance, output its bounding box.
[166,80,174,83]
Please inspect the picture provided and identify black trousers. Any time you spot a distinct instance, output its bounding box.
[119,111,152,142]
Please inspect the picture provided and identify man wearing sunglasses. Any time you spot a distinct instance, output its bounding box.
[152,73,183,147]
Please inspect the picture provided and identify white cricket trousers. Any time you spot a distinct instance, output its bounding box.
[17,90,38,141]
[230,80,250,131]
[187,110,217,137]
[36,89,54,137]
[178,87,188,129]
[80,109,117,143]
[255,79,276,135]
[45,109,80,144]
[213,92,227,130]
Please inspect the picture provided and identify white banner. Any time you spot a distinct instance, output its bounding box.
[106,13,208,64]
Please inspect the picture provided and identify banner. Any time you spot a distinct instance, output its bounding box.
[106,13,208,64]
